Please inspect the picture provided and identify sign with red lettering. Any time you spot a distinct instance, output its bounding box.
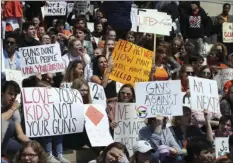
[19,43,65,77]
[131,9,172,36]
[109,40,154,86]
[45,2,67,16]
[223,22,233,43]
[22,87,84,137]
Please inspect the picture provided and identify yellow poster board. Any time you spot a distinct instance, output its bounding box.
[109,40,154,86]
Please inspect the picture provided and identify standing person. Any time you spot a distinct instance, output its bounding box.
[214,3,233,54]
[18,22,40,48]
[100,1,132,40]
[182,1,212,56]
[3,1,23,32]
[1,81,30,158]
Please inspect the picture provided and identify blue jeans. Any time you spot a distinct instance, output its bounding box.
[1,120,22,156]
[43,136,63,157]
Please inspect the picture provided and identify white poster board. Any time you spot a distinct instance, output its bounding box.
[131,9,172,36]
[19,44,65,77]
[215,137,229,158]
[135,80,182,117]
[45,2,67,16]
[5,69,24,102]
[214,68,233,90]
[73,1,90,16]
[22,87,84,137]
[223,22,233,43]
[88,82,107,108]
[67,3,74,17]
[84,104,114,147]
[114,103,145,156]
[87,22,94,33]
[189,76,220,113]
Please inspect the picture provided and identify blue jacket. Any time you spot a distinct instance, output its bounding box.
[100,1,132,31]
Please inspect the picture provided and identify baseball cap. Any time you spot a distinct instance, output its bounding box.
[133,141,155,153]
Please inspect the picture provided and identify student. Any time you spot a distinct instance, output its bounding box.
[117,84,135,103]
[1,81,30,157]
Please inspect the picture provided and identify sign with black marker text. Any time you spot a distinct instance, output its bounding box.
[45,2,67,16]
[215,137,229,158]
[22,87,84,137]
[88,82,107,108]
[189,76,220,113]
[135,80,182,117]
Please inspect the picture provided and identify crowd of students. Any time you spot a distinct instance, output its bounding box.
[1,1,233,163]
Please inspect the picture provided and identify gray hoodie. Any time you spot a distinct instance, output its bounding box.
[139,124,182,154]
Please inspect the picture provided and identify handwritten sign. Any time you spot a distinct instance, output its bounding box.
[223,22,233,43]
[73,1,90,16]
[189,77,220,113]
[181,92,191,108]
[87,22,94,32]
[214,68,233,90]
[215,137,229,158]
[84,104,114,147]
[45,2,67,16]
[131,9,172,36]
[135,80,182,117]
[109,40,154,86]
[88,82,107,108]
[22,87,84,137]
[5,69,24,102]
[67,3,74,16]
[114,103,145,156]
[19,44,65,77]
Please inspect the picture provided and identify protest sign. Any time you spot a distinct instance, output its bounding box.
[109,40,154,86]
[5,69,24,102]
[19,43,65,77]
[188,76,220,113]
[131,9,172,36]
[84,104,114,147]
[45,2,67,16]
[223,22,233,43]
[67,3,74,17]
[114,103,145,156]
[135,80,182,117]
[214,68,233,90]
[73,1,90,16]
[60,82,72,88]
[22,87,84,137]
[88,82,107,108]
[215,137,229,158]
[87,22,94,32]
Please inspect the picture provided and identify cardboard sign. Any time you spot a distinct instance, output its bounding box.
[5,69,24,102]
[109,40,154,86]
[135,80,183,117]
[88,82,107,108]
[131,9,172,36]
[45,2,67,16]
[19,44,65,77]
[223,22,233,43]
[215,137,229,158]
[84,104,114,147]
[189,77,220,113]
[22,87,84,137]
[114,103,145,156]
[214,68,233,90]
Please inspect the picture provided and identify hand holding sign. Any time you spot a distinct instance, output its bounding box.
[215,137,229,158]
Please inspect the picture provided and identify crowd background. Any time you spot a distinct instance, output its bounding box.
[1,1,233,163]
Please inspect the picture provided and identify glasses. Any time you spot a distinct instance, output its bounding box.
[119,91,132,96]
[185,71,195,76]
[6,41,15,45]
[21,153,38,159]
[202,72,211,76]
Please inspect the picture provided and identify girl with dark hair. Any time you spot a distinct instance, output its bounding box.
[117,84,135,103]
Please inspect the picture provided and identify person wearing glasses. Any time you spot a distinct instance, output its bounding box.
[13,141,47,163]
[198,65,214,80]
[179,64,196,92]
[117,84,135,103]
[3,32,21,70]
